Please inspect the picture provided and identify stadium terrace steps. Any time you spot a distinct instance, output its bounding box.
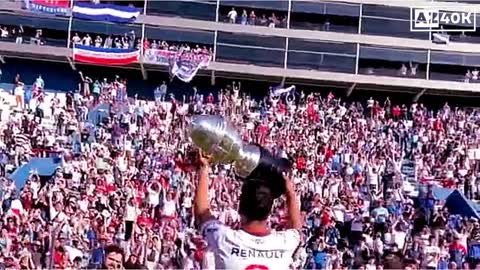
[0,85,66,123]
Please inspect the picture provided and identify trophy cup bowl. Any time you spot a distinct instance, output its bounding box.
[189,115,291,198]
[234,144,261,179]
[189,115,243,164]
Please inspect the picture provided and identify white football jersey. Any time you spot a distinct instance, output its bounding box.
[201,219,300,270]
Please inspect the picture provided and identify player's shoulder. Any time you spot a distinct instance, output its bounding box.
[200,218,233,239]
[201,218,226,231]
[272,228,301,241]
[253,228,300,250]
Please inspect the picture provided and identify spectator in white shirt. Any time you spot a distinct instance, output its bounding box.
[0,27,9,38]
[227,8,237,24]
[409,61,418,76]
[71,33,81,45]
[400,64,408,76]
[82,34,92,46]
[162,191,177,218]
[147,181,161,208]
[472,68,479,80]
[124,198,138,241]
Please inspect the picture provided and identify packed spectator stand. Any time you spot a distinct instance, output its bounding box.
[0,1,478,269]
[0,70,476,270]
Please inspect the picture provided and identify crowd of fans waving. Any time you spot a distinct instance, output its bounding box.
[0,73,478,270]
[70,31,212,57]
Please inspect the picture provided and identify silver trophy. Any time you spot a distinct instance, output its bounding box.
[189,115,290,197]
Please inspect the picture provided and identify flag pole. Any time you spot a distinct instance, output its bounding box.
[66,0,73,48]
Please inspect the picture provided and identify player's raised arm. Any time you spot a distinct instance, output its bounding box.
[194,150,214,227]
[284,174,302,230]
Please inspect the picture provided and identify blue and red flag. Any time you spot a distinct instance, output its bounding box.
[72,1,140,23]
[73,45,139,66]
[25,0,70,14]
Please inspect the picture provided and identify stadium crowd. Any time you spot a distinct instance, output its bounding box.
[224,7,287,28]
[69,31,213,58]
[0,72,478,270]
[0,25,45,46]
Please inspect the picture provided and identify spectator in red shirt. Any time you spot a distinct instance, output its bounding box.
[392,105,401,120]
[296,155,306,172]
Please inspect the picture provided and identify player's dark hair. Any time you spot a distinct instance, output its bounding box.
[238,181,274,222]
[104,244,125,259]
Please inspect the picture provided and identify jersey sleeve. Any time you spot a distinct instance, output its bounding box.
[200,218,227,250]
